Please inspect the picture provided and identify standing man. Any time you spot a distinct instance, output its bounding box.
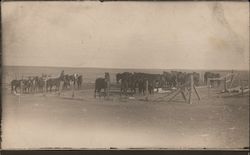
[72,73,78,98]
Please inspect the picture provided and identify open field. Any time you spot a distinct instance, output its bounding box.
[1,66,249,149]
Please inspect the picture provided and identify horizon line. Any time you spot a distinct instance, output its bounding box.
[2,65,249,71]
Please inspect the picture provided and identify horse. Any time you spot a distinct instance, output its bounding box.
[31,76,39,93]
[142,74,155,95]
[22,78,33,93]
[11,79,22,93]
[77,75,82,89]
[163,71,174,88]
[183,72,200,87]
[163,71,179,88]
[204,72,220,87]
[116,72,130,96]
[46,77,60,92]
[192,72,200,86]
[62,74,71,90]
[94,78,108,98]
[132,72,155,95]
[37,77,45,92]
[128,74,137,94]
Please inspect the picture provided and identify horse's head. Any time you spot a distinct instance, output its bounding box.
[105,72,110,81]
[215,73,220,78]
[105,72,109,77]
[116,73,121,83]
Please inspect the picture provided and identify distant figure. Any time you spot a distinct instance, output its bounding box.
[73,73,78,85]
[105,72,110,97]
[58,70,65,95]
[59,70,64,81]
[77,75,83,89]
[105,72,110,83]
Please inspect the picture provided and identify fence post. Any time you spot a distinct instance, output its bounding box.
[240,80,244,96]
[19,76,23,104]
[145,80,149,101]
[207,78,210,98]
[223,77,227,92]
[188,74,194,104]
[107,80,110,99]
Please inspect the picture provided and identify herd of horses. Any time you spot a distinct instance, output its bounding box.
[11,73,83,94]
[94,71,221,98]
[10,70,221,98]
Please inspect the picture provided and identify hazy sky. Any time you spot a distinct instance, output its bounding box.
[2,2,249,70]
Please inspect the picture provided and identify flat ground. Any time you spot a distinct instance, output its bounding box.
[1,87,249,149]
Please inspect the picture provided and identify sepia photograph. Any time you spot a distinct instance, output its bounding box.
[1,1,249,150]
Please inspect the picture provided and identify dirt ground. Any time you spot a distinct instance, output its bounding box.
[1,87,249,149]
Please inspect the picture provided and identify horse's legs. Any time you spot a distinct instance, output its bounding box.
[15,86,18,94]
[103,88,106,98]
[11,84,13,93]
[99,89,101,98]
[94,89,97,98]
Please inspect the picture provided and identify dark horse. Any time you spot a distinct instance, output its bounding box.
[94,78,108,98]
[94,73,110,98]
[77,75,83,89]
[11,79,22,93]
[116,72,131,96]
[46,77,60,92]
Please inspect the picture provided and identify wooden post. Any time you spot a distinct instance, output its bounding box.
[44,77,47,96]
[21,76,23,94]
[240,80,244,96]
[188,74,194,104]
[107,80,110,99]
[168,88,181,102]
[200,72,204,85]
[223,77,227,92]
[193,85,200,100]
[229,74,235,90]
[180,87,187,102]
[19,76,23,104]
[145,80,149,101]
[207,78,210,97]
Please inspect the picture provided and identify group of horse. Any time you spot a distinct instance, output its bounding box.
[10,70,221,98]
[94,71,201,98]
[11,73,83,94]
